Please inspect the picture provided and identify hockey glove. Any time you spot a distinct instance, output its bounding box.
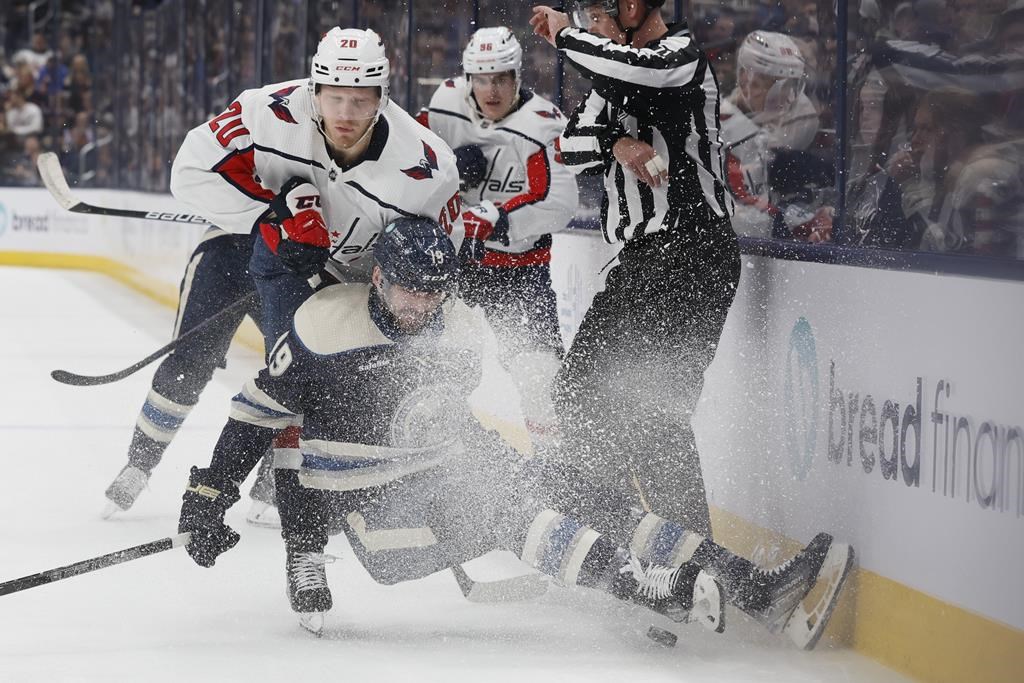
[259,176,332,278]
[460,200,510,263]
[453,144,488,190]
[178,466,241,568]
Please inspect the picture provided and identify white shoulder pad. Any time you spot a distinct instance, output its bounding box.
[428,77,471,113]
[438,299,487,352]
[719,98,760,148]
[505,91,567,143]
[292,284,392,355]
[378,102,461,207]
[240,78,316,136]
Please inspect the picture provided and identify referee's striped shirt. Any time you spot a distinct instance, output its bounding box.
[556,23,734,244]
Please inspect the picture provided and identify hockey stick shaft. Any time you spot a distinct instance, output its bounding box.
[37,152,211,225]
[0,533,190,597]
[51,292,256,386]
[450,564,548,603]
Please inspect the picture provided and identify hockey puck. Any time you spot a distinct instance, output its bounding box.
[646,625,678,648]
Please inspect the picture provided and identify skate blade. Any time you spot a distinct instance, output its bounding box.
[784,543,854,650]
[688,570,726,634]
[246,501,282,529]
[298,612,325,637]
[101,501,125,520]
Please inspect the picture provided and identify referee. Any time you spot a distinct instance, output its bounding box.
[531,1,739,539]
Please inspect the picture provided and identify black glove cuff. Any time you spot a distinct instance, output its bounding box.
[184,466,241,511]
[493,207,511,246]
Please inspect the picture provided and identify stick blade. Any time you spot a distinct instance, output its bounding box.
[50,368,120,386]
[37,152,80,210]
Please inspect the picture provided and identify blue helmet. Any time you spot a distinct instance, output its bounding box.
[373,217,458,293]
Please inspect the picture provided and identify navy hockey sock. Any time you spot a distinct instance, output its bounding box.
[127,388,195,472]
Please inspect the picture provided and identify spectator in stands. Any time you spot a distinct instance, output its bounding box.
[5,88,42,137]
[841,87,990,249]
[907,0,955,48]
[11,31,50,78]
[698,9,739,94]
[60,110,94,185]
[11,60,45,109]
[37,52,68,101]
[0,104,18,184]
[0,51,13,93]
[6,133,42,186]
[64,53,92,114]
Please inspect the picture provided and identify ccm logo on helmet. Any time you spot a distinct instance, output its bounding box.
[335,65,362,71]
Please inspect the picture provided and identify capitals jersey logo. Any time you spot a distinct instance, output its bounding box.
[268,85,300,124]
[535,107,561,120]
[401,141,439,180]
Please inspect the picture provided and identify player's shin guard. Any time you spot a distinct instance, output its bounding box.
[630,513,853,649]
[518,509,723,631]
[127,388,195,472]
[105,389,194,514]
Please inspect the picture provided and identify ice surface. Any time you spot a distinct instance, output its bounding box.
[0,267,910,682]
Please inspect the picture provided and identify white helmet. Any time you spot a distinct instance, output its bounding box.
[462,27,522,77]
[737,31,807,122]
[462,27,523,121]
[309,27,390,123]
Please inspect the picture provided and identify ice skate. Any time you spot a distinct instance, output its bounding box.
[746,533,854,649]
[246,455,280,528]
[102,464,150,518]
[626,557,725,633]
[298,611,326,637]
[286,546,334,633]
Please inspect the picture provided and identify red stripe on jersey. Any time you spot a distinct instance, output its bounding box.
[272,425,301,449]
[481,246,551,268]
[501,147,551,214]
[414,109,430,129]
[212,148,275,203]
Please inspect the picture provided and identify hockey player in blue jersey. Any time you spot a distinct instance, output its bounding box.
[176,216,853,649]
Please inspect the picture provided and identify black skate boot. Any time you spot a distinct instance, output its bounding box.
[103,464,151,517]
[740,533,854,649]
[286,544,334,635]
[624,557,726,633]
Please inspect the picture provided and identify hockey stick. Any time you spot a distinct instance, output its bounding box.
[36,153,211,225]
[51,292,256,386]
[450,564,549,603]
[0,533,190,597]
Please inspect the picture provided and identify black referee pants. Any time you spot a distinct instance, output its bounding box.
[553,219,740,540]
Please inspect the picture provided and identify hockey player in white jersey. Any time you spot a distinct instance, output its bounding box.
[415,27,578,450]
[176,216,854,649]
[171,25,463,344]
[104,27,462,524]
[720,31,832,240]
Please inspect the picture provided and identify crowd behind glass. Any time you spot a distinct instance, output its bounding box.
[3,0,1021,261]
